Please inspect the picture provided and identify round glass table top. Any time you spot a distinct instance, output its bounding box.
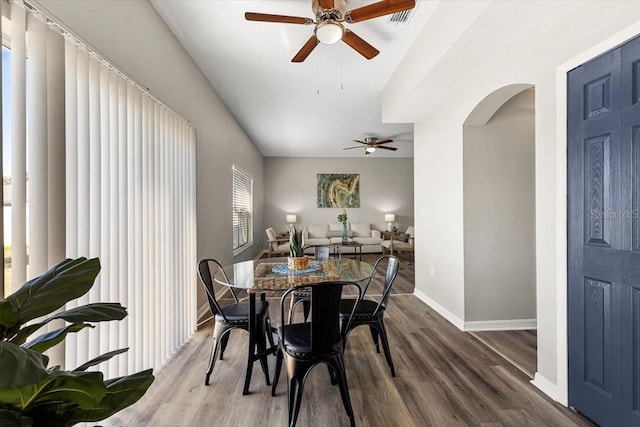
[216,257,374,292]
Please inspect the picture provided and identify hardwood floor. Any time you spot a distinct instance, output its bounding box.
[104,292,593,426]
[469,330,537,379]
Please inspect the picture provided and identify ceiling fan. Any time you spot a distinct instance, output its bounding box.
[245,0,416,62]
[343,137,398,155]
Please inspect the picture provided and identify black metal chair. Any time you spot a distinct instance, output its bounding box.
[339,255,400,376]
[272,281,362,427]
[289,246,335,322]
[197,258,273,389]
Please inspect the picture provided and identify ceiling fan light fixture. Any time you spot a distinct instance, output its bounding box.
[365,146,376,153]
[315,20,344,44]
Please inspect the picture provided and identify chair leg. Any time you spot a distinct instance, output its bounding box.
[205,323,228,385]
[376,318,396,377]
[266,316,275,349]
[287,359,311,427]
[272,348,283,396]
[368,325,380,353]
[256,317,271,386]
[329,354,356,427]
[219,332,230,360]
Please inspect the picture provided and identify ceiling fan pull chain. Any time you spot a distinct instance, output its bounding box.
[316,54,320,95]
[340,43,344,90]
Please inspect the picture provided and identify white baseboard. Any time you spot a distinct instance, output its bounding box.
[413,289,465,330]
[464,318,537,331]
[531,372,560,403]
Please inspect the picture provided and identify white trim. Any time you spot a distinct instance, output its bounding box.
[531,373,559,403]
[413,289,465,330]
[554,20,640,408]
[463,318,537,331]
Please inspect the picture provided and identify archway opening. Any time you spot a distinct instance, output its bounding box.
[463,84,537,377]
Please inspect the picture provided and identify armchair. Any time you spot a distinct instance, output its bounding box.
[266,227,289,258]
[381,226,414,259]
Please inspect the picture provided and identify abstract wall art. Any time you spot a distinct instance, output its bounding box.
[317,173,360,208]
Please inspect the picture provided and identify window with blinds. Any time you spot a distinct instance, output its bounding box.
[0,0,197,378]
[232,166,253,254]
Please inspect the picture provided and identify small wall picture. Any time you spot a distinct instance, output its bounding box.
[317,173,360,208]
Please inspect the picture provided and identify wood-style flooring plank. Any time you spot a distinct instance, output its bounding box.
[469,330,537,378]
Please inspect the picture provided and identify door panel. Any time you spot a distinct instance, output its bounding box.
[569,45,622,427]
[569,33,640,427]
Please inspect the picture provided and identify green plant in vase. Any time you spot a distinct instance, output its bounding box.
[288,225,308,270]
[337,209,348,244]
[0,257,154,427]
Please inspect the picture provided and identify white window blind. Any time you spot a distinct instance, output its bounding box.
[1,0,197,378]
[232,166,252,254]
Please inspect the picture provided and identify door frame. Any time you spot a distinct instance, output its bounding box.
[555,20,640,407]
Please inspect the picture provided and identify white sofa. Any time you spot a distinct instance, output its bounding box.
[302,222,383,254]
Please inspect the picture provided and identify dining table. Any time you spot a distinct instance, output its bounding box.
[214,256,374,395]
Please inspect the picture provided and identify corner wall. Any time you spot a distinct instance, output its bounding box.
[263,157,414,236]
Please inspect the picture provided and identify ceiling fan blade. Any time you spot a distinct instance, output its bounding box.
[374,139,394,145]
[245,12,312,25]
[292,36,319,62]
[343,30,379,60]
[377,146,398,151]
[343,146,363,150]
[353,140,368,145]
[347,0,415,23]
[318,0,334,9]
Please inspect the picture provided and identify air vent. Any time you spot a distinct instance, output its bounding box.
[388,8,413,24]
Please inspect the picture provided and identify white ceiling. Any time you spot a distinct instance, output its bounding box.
[151,0,439,158]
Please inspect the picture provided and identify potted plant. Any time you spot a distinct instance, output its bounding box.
[288,225,309,270]
[0,257,154,426]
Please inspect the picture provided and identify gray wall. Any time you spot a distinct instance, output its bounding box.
[263,157,414,242]
[463,89,536,322]
[36,0,265,309]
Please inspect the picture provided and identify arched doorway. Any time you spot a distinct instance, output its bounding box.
[462,84,537,376]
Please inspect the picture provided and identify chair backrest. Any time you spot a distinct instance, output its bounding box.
[280,281,361,354]
[368,255,400,316]
[197,258,239,323]
[265,228,278,249]
[314,246,331,261]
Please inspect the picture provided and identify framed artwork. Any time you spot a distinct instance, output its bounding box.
[317,173,360,208]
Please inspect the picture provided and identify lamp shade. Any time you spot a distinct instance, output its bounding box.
[384,214,395,222]
[286,214,297,224]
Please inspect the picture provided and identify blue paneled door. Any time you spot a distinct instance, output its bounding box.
[568,34,640,426]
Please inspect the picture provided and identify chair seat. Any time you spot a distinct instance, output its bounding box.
[278,323,341,356]
[215,300,269,323]
[339,299,383,320]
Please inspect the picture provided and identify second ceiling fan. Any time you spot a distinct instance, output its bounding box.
[245,0,416,62]
[343,137,398,155]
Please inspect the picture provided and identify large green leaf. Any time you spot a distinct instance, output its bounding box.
[0,371,106,411]
[9,303,127,345]
[7,258,101,325]
[22,323,94,354]
[29,371,106,409]
[73,348,129,372]
[66,369,154,424]
[0,343,49,388]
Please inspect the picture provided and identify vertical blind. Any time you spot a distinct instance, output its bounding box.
[3,0,197,379]
[232,166,253,254]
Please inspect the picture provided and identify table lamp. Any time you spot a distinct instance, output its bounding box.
[385,213,395,231]
[286,214,297,228]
